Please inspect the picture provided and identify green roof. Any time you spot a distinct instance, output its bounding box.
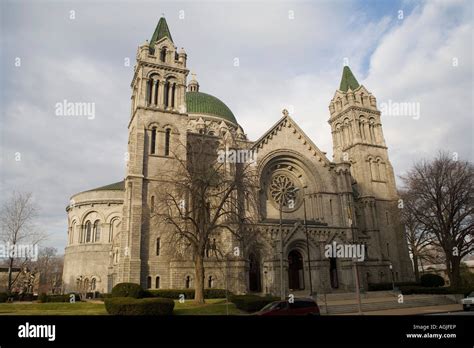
[339,66,360,92]
[150,17,173,50]
[86,181,125,192]
[186,91,237,124]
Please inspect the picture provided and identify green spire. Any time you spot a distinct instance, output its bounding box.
[150,17,173,49]
[339,65,360,92]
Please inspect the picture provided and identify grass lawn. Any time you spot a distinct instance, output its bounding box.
[173,298,246,315]
[0,302,107,315]
[0,299,246,316]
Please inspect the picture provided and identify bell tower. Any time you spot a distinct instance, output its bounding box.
[327,66,414,282]
[118,17,190,285]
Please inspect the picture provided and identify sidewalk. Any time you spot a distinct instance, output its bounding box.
[339,303,463,315]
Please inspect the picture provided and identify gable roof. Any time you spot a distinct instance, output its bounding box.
[251,114,331,166]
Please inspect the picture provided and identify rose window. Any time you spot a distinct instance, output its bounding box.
[270,174,299,207]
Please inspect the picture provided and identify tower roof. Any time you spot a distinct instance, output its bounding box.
[339,66,360,92]
[150,17,173,49]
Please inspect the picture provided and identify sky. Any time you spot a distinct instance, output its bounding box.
[0,0,472,252]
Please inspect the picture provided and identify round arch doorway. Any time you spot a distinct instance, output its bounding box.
[288,250,305,290]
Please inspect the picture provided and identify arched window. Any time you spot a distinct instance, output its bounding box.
[163,81,169,107]
[151,196,155,213]
[91,278,96,291]
[70,221,76,245]
[376,158,386,181]
[146,79,152,105]
[147,276,152,289]
[156,237,160,256]
[94,220,101,242]
[151,128,157,154]
[359,116,366,140]
[85,221,92,243]
[369,118,376,143]
[160,47,167,62]
[154,79,159,105]
[155,276,160,289]
[164,129,171,156]
[109,220,114,243]
[171,83,176,107]
[208,276,213,288]
[84,278,89,291]
[185,276,191,289]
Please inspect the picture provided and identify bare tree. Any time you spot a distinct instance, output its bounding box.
[401,152,474,287]
[0,192,44,292]
[152,134,259,303]
[399,189,434,282]
[34,247,63,294]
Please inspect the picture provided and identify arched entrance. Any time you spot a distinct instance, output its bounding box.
[288,250,304,290]
[249,253,261,292]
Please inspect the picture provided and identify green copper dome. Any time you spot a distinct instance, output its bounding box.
[186,91,237,124]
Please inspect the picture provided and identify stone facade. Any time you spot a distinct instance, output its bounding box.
[62,18,414,295]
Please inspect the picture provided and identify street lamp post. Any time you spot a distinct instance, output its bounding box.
[278,186,299,301]
[302,189,313,297]
[389,264,395,291]
[279,199,284,300]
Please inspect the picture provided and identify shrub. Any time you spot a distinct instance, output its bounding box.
[368,282,419,291]
[145,289,194,299]
[399,286,474,295]
[67,293,81,302]
[38,294,71,303]
[104,297,175,315]
[229,295,279,312]
[144,289,229,299]
[204,289,229,298]
[420,274,445,287]
[0,292,8,303]
[38,293,48,303]
[111,283,144,298]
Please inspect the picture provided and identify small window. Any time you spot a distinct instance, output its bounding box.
[91,278,96,291]
[185,276,191,289]
[164,129,171,156]
[85,221,92,243]
[151,128,157,154]
[155,276,160,289]
[156,237,160,256]
[151,196,155,213]
[208,276,213,288]
[160,47,167,62]
[94,220,101,242]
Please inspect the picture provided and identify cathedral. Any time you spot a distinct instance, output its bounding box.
[62,17,414,295]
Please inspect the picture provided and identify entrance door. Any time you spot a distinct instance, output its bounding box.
[249,253,261,292]
[288,250,304,290]
[329,257,339,288]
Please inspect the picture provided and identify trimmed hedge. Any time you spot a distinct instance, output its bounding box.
[0,292,8,303]
[368,282,419,291]
[111,283,144,298]
[104,297,175,315]
[420,274,445,287]
[144,289,229,299]
[229,295,279,312]
[38,294,74,303]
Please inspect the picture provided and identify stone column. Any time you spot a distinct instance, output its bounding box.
[158,81,165,109]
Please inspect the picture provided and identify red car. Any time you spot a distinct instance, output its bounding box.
[255,298,320,316]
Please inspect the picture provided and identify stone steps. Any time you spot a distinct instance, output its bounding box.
[319,295,456,314]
